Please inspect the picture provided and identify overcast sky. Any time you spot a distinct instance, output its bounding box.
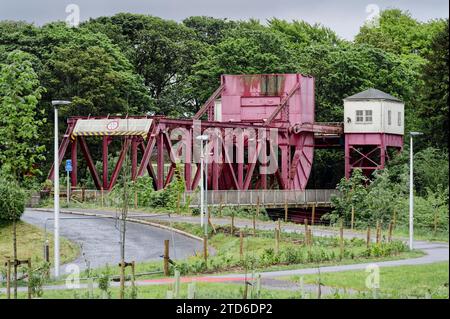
[0,0,448,40]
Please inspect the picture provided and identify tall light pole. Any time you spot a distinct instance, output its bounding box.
[196,135,209,233]
[409,131,423,250]
[52,100,71,277]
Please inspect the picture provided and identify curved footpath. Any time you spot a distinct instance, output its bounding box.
[3,208,447,295]
[21,209,204,271]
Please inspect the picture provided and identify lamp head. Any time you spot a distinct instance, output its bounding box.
[196,135,209,141]
[410,132,423,136]
[52,100,72,108]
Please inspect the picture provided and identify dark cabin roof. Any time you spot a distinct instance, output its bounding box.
[344,88,402,102]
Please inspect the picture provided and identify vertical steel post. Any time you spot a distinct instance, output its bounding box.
[409,134,414,250]
[102,136,108,189]
[199,140,204,227]
[54,106,60,278]
[71,139,77,187]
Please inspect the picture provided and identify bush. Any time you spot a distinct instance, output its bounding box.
[0,175,26,221]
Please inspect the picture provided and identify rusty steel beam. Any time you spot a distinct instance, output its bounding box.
[78,136,102,190]
[193,84,225,120]
[108,137,131,190]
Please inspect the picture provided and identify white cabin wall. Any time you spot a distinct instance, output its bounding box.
[344,100,383,133]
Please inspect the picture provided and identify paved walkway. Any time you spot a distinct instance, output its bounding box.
[3,207,447,296]
[21,209,203,271]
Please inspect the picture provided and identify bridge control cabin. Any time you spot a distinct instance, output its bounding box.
[343,88,404,178]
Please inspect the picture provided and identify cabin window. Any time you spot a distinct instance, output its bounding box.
[398,112,402,126]
[356,110,364,123]
[365,110,373,123]
[388,110,392,125]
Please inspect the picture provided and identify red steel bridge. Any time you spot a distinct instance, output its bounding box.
[48,74,403,195]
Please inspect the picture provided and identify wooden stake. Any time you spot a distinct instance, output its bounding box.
[163,240,170,276]
[284,199,288,222]
[392,210,396,230]
[188,281,196,299]
[174,270,181,298]
[239,231,244,260]
[119,261,125,299]
[131,261,136,290]
[101,187,104,208]
[134,190,138,209]
[376,220,381,244]
[434,209,438,236]
[275,228,280,254]
[203,236,208,266]
[243,281,248,299]
[6,259,11,299]
[339,219,344,258]
[366,226,371,249]
[218,197,223,217]
[256,196,260,216]
[278,219,282,240]
[311,204,316,226]
[351,206,355,230]
[252,213,256,236]
[27,259,32,299]
[231,213,235,236]
[388,221,393,243]
[304,218,308,244]
[208,215,217,234]
[308,228,313,246]
[255,274,261,299]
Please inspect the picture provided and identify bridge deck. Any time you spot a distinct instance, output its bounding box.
[181,189,339,208]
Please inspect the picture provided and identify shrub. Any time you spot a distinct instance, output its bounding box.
[0,175,26,222]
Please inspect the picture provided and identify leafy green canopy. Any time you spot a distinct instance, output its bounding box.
[328,147,449,232]
[0,175,26,221]
[0,50,45,179]
[356,9,446,57]
[82,13,203,117]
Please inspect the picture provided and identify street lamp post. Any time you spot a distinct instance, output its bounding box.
[409,131,423,250]
[196,135,209,235]
[52,100,71,277]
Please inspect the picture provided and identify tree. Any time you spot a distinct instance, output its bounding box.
[0,174,27,299]
[268,18,342,48]
[183,16,237,45]
[83,14,203,116]
[328,169,368,225]
[355,9,446,57]
[417,20,449,149]
[190,24,296,104]
[0,50,46,180]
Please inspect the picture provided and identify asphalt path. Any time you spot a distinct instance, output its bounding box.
[5,208,446,296]
[21,209,203,272]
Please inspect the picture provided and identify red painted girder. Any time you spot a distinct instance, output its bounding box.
[265,82,301,125]
[108,138,131,190]
[48,121,76,180]
[78,136,102,189]
[290,122,343,135]
[193,84,225,120]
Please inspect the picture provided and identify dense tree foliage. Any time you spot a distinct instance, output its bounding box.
[82,14,203,116]
[0,9,447,198]
[0,50,45,180]
[417,20,449,149]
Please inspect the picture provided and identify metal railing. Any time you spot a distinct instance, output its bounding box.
[181,189,340,207]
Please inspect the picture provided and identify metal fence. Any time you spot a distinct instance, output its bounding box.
[181,189,340,207]
[29,188,340,208]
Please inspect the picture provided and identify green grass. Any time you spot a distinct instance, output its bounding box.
[285,262,449,299]
[0,220,79,268]
[8,281,302,299]
[44,221,418,284]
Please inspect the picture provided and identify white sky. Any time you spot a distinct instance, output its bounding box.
[0,0,448,40]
